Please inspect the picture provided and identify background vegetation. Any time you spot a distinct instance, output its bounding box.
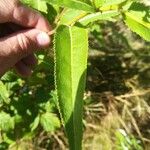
[0,0,150,149]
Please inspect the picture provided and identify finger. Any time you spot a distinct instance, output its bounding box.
[0,0,19,23]
[22,54,38,67]
[0,28,50,58]
[0,29,50,75]
[15,61,32,77]
[12,3,51,32]
[0,0,51,32]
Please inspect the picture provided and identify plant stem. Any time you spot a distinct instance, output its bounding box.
[48,29,56,36]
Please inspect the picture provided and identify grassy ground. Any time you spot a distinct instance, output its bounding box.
[84,21,150,150]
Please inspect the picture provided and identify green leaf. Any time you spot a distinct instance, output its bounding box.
[78,10,119,26]
[94,0,104,8]
[0,81,10,104]
[78,0,92,5]
[0,112,14,132]
[40,112,60,132]
[124,2,150,41]
[59,9,87,25]
[54,25,88,150]
[1,72,17,82]
[101,0,126,7]
[127,2,150,24]
[43,0,95,12]
[46,4,58,24]
[30,115,40,131]
[21,0,48,13]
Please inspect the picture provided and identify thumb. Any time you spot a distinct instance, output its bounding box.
[0,29,50,58]
[0,29,50,76]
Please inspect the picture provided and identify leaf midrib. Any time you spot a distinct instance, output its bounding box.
[69,26,77,150]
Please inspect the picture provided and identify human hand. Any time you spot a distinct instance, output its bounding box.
[0,0,51,77]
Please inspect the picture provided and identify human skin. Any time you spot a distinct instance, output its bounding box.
[0,0,51,77]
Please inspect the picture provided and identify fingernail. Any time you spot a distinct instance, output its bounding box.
[36,32,50,47]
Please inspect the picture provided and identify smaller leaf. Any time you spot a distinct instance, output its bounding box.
[101,0,126,7]
[0,112,14,132]
[0,81,10,104]
[124,12,150,41]
[94,0,104,8]
[59,9,87,25]
[78,10,119,26]
[123,2,150,41]
[43,0,95,12]
[1,72,17,82]
[46,4,58,24]
[40,112,60,132]
[30,115,40,131]
[21,0,48,13]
